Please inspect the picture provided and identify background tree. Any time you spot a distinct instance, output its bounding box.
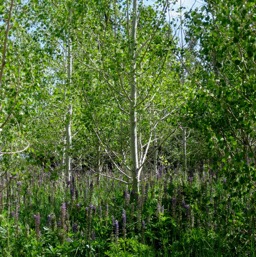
[73,0,181,197]
[184,0,256,184]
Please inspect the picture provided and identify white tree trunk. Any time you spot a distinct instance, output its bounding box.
[130,0,139,197]
[65,104,72,182]
[65,7,73,183]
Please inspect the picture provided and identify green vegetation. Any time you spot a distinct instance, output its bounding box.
[0,171,255,256]
[0,0,255,256]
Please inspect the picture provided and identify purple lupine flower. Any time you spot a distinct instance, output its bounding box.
[61,203,67,216]
[122,210,126,226]
[16,181,22,187]
[171,197,177,217]
[10,174,17,180]
[91,230,96,240]
[38,174,43,186]
[122,209,126,238]
[157,165,164,179]
[66,237,73,243]
[90,204,96,211]
[61,203,67,230]
[15,204,20,222]
[125,191,130,205]
[70,187,75,201]
[47,214,52,227]
[11,211,16,219]
[114,220,119,240]
[34,213,41,238]
[182,200,190,217]
[188,176,193,183]
[184,204,190,210]
[157,203,162,215]
[47,213,56,229]
[184,204,191,220]
[72,223,78,233]
[141,220,146,243]
[89,204,96,216]
[142,220,146,230]
[182,200,189,208]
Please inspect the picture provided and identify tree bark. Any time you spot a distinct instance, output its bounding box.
[65,7,73,183]
[130,0,139,199]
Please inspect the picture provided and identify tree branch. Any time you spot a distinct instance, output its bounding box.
[0,144,30,155]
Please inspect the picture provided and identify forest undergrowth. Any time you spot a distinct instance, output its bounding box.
[0,165,255,257]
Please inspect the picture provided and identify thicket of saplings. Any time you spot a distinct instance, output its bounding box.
[0,152,255,257]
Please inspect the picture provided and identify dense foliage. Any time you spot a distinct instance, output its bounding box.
[0,0,255,256]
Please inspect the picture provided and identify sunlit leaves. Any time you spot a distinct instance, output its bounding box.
[184,0,256,176]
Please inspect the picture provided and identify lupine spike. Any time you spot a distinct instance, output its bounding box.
[114,219,119,241]
[122,209,126,238]
[142,220,146,243]
[34,213,41,239]
[72,223,78,233]
[61,203,67,231]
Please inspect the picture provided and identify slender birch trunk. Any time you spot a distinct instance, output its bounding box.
[154,132,159,176]
[182,127,187,173]
[65,8,73,183]
[65,104,72,182]
[130,0,139,198]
